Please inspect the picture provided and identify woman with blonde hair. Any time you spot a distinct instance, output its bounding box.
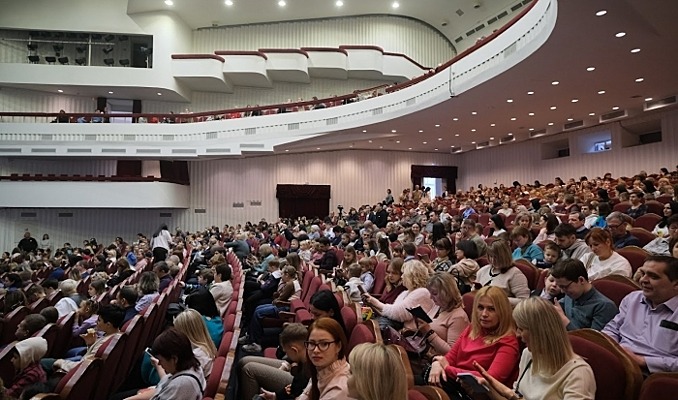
[416,273,470,355]
[362,260,435,331]
[428,286,519,398]
[348,343,407,400]
[474,296,596,400]
[475,241,530,306]
[174,308,218,378]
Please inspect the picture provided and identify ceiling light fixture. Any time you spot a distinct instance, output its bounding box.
[285,149,289,152]
[471,111,477,115]
[527,91,534,95]
[471,141,476,144]
[615,32,626,38]
[567,118,573,121]
[438,137,443,141]
[379,146,383,149]
[164,0,173,5]
[157,92,162,96]
[510,117,517,121]
[434,148,438,151]
[528,112,534,116]
[57,89,63,93]
[489,137,494,140]
[435,124,440,127]
[471,129,476,132]
[612,106,620,110]
[506,99,513,103]
[571,99,579,103]
[529,128,534,131]
[408,147,412,150]
[550,106,557,110]
[508,133,513,136]
[316,147,321,150]
[551,81,559,85]
[586,67,595,72]
[368,140,373,143]
[589,112,596,116]
[645,97,653,101]
[391,129,397,133]
[595,10,607,16]
[454,134,460,137]
[225,0,233,5]
[335,0,343,6]
[635,77,644,82]
[630,48,641,53]
[396,140,401,143]
[108,91,113,94]
[453,117,459,121]
[490,123,495,127]
[362,130,367,133]
[598,90,606,94]
[548,122,554,126]
[278,0,286,6]
[422,141,427,144]
[419,130,423,133]
[392,2,400,9]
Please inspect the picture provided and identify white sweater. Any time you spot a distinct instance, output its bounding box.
[381,287,435,330]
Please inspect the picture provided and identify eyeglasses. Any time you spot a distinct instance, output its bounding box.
[606,224,621,230]
[304,340,337,351]
[557,281,575,290]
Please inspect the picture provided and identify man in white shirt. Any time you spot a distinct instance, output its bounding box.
[210,263,234,317]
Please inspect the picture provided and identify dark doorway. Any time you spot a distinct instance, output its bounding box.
[276,184,330,220]
[131,41,151,68]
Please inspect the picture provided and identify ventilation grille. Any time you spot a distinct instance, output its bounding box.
[102,148,126,153]
[564,120,584,130]
[194,208,206,214]
[406,98,416,106]
[455,9,464,16]
[136,149,161,154]
[67,148,91,153]
[123,134,136,141]
[0,148,22,153]
[250,201,262,206]
[31,148,56,153]
[205,132,218,139]
[171,149,196,154]
[326,117,338,125]
[511,3,524,12]
[645,95,676,111]
[465,29,476,37]
[497,10,509,19]
[487,16,498,25]
[162,135,174,141]
[245,128,256,135]
[206,148,230,153]
[288,123,299,130]
[372,108,383,116]
[232,202,244,208]
[41,134,53,141]
[58,212,73,218]
[84,134,96,141]
[159,212,172,218]
[476,141,490,148]
[600,109,627,122]
[240,143,265,149]
[455,36,463,43]
[20,212,37,218]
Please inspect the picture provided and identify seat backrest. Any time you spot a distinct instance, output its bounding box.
[204,356,226,398]
[390,344,414,389]
[372,261,387,295]
[0,341,17,386]
[632,213,662,231]
[347,323,376,355]
[639,372,678,400]
[29,297,50,314]
[1,306,29,345]
[461,292,475,320]
[121,315,145,386]
[303,276,322,308]
[53,311,76,359]
[59,357,103,400]
[300,267,315,295]
[591,280,638,307]
[613,201,631,213]
[569,329,643,400]
[534,268,550,293]
[513,260,539,290]
[478,213,491,226]
[616,246,650,274]
[95,333,128,394]
[410,386,451,400]
[340,305,359,337]
[628,228,657,247]
[32,323,59,357]
[645,200,664,216]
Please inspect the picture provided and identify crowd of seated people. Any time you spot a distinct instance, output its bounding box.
[0,166,676,398]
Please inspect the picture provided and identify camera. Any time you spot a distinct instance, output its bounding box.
[337,205,344,210]
[473,1,481,9]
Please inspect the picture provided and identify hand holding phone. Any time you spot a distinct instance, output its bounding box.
[457,373,489,394]
[357,285,366,294]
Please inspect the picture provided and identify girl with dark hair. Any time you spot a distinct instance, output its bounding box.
[376,236,392,263]
[430,238,454,273]
[654,201,678,236]
[151,224,172,263]
[297,318,351,400]
[488,214,507,237]
[534,213,559,243]
[450,240,479,289]
[147,328,205,400]
[308,290,346,334]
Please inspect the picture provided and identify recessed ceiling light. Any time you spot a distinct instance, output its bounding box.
[586,67,595,72]
[453,117,459,121]
[434,148,438,151]
[396,140,401,143]
[108,91,113,94]
[490,123,496,127]
[529,128,534,131]
[435,124,440,127]
[379,146,383,149]
[408,147,412,150]
[567,118,573,121]
[548,122,554,126]
[527,91,534,95]
[438,137,443,141]
[362,130,367,133]
[471,111,477,115]
[164,0,173,5]
[550,106,557,110]
[589,112,596,116]
[349,145,353,148]
[571,99,579,103]
[508,133,513,136]
[392,2,400,9]
[454,134,460,137]
[597,90,606,95]
[419,130,423,133]
[506,99,513,103]
[471,141,476,144]
[551,81,559,85]
[510,117,517,121]
[612,106,619,110]
[489,137,494,140]
[391,129,397,133]
[630,48,641,53]
[225,0,233,5]
[57,89,63,93]
[635,77,644,82]
[615,32,626,38]
[471,129,476,132]
[278,0,286,6]
[316,147,321,150]
[595,10,607,17]
[285,149,289,152]
[157,92,162,96]
[422,141,427,144]
[528,112,534,116]
[368,140,373,143]
[645,97,653,101]
[335,0,343,6]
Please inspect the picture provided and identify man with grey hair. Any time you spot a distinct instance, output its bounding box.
[606,211,641,249]
[54,279,83,317]
[224,232,251,264]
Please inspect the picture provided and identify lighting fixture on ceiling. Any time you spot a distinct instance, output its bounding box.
[528,112,534,116]
[571,99,578,103]
[453,117,459,121]
[489,137,494,140]
[529,128,534,131]
[392,2,400,9]
[379,146,383,149]
[391,129,397,133]
[285,149,289,152]
[57,89,63,93]
[225,0,233,5]
[595,10,607,16]
[164,0,173,5]
[422,141,427,144]
[548,122,554,126]
[567,118,573,121]
[589,112,595,116]
[396,140,400,143]
[471,141,476,144]
[435,124,440,127]
[438,138,442,141]
[612,106,619,110]
[362,130,367,133]
[615,32,626,38]
[490,123,495,127]
[278,0,286,7]
[335,0,343,6]
[527,91,534,95]
[108,91,114,94]
[550,106,557,110]
[645,97,653,101]
[408,147,412,150]
[508,133,513,136]
[510,117,516,121]
[471,111,477,115]
[157,92,162,96]
[551,81,559,85]
[434,148,438,151]
[597,90,606,94]
[368,140,373,143]
[630,48,641,53]
[454,134,460,137]
[586,67,595,72]
[635,77,644,82]
[471,129,476,132]
[349,145,353,148]
[506,99,513,103]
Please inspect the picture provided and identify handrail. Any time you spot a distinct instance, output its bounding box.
[383,51,430,71]
[214,50,268,60]
[300,47,349,56]
[0,1,539,124]
[171,54,225,62]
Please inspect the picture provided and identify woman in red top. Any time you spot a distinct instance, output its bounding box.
[428,286,520,398]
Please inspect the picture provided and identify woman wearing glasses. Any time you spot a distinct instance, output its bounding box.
[473,297,595,400]
[297,317,353,400]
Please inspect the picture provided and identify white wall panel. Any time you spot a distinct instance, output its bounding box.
[456,109,678,189]
[142,78,389,113]
[0,87,95,115]
[0,158,116,176]
[193,15,454,68]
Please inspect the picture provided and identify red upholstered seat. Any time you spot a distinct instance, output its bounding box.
[628,228,656,247]
[632,213,662,231]
[32,323,59,357]
[410,386,451,400]
[340,305,359,337]
[639,372,678,400]
[513,260,539,290]
[591,278,639,307]
[616,246,650,274]
[461,292,475,320]
[644,200,664,216]
[372,261,387,295]
[0,306,29,345]
[347,322,376,355]
[94,333,128,394]
[0,341,17,386]
[204,356,226,398]
[53,311,76,358]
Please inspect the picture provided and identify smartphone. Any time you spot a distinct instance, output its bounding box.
[457,373,489,394]
[144,347,153,358]
[357,285,366,294]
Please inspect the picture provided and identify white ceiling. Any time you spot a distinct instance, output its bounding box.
[277,0,678,154]
[127,0,518,47]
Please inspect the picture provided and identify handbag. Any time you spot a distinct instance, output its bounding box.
[451,269,472,295]
[382,326,434,356]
